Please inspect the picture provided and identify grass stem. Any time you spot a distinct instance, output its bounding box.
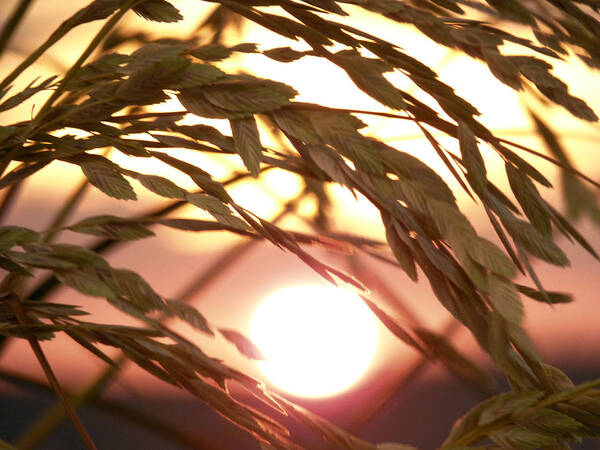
[15,190,307,448]
[0,0,36,62]
[5,293,97,450]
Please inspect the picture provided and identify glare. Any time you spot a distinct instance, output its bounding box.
[250,285,378,398]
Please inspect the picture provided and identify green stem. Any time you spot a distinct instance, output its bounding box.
[350,319,461,433]
[0,0,36,62]
[348,254,421,326]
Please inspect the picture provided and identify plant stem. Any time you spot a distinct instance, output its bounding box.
[21,168,272,306]
[31,0,140,127]
[101,107,600,189]
[0,0,36,62]
[341,255,477,432]
[5,293,97,450]
[42,178,90,244]
[0,181,22,223]
[16,190,308,447]
[348,254,421,326]
[0,5,91,92]
[0,368,226,450]
[499,137,600,188]
[15,356,123,450]
[175,192,306,301]
[349,319,461,433]
[285,104,600,189]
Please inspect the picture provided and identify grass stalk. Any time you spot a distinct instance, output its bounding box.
[0,368,226,450]
[0,169,269,364]
[22,168,272,306]
[0,181,22,223]
[15,190,307,448]
[41,178,90,244]
[348,319,461,433]
[31,0,141,127]
[343,255,465,432]
[348,254,421,326]
[5,293,97,450]
[0,0,36,62]
[0,0,138,93]
[14,357,123,450]
[286,104,600,189]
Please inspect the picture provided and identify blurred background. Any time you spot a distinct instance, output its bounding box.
[0,1,599,448]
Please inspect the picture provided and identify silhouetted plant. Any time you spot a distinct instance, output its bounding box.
[1,1,599,449]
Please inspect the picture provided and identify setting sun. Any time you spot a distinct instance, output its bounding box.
[249,285,378,398]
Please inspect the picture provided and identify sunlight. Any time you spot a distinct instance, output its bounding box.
[249,285,378,398]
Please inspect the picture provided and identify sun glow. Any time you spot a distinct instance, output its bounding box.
[249,285,378,398]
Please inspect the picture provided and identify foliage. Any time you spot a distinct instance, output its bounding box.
[0,0,600,448]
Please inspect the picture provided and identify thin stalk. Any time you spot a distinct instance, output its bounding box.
[106,110,190,122]
[0,170,262,354]
[0,7,86,91]
[0,181,22,223]
[386,128,600,143]
[106,108,600,189]
[174,192,305,301]
[285,104,600,189]
[5,294,97,450]
[341,255,475,432]
[31,0,140,126]
[15,356,123,450]
[42,177,90,244]
[348,255,421,326]
[22,168,272,306]
[498,137,600,189]
[292,212,469,434]
[0,0,36,62]
[0,0,137,92]
[0,368,225,450]
[348,319,461,433]
[0,146,20,179]
[0,164,92,360]
[16,191,307,448]
[92,397,227,450]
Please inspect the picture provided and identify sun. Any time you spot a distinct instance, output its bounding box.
[249,285,379,398]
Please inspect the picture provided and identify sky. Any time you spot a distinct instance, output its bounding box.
[1,0,600,446]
